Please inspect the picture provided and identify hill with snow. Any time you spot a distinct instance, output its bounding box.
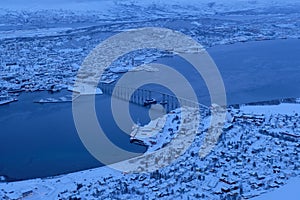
[1,0,300,14]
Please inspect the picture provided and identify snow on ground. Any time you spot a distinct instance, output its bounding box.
[1,0,300,12]
[0,0,116,11]
[252,177,300,200]
[0,165,122,200]
[240,103,300,116]
[0,0,300,102]
[131,106,201,153]
[0,27,74,40]
[1,0,300,31]
[0,1,300,199]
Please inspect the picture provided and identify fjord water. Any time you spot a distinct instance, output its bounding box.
[209,39,300,105]
[0,91,148,181]
[0,39,300,181]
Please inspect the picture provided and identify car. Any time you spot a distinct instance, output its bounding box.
[159,101,168,105]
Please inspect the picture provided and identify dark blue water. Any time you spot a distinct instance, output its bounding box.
[208,39,300,105]
[0,39,300,181]
[0,91,148,181]
[155,39,300,106]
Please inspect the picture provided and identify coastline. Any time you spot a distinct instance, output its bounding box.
[1,96,299,199]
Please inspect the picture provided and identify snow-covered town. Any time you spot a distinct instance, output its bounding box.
[1,0,300,104]
[0,1,300,200]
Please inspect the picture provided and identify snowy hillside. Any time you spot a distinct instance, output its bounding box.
[1,0,300,11]
[1,0,300,23]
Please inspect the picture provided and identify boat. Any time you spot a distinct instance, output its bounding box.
[34,96,72,104]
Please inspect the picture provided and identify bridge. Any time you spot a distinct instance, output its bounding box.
[98,83,210,115]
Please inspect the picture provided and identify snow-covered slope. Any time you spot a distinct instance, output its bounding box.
[1,0,300,11]
[0,0,115,11]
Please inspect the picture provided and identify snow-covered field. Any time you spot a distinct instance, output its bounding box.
[0,1,300,199]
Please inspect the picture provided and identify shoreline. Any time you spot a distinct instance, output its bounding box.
[1,96,299,183]
[1,37,300,107]
[0,96,299,199]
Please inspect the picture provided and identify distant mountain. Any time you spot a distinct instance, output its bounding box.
[1,0,300,12]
